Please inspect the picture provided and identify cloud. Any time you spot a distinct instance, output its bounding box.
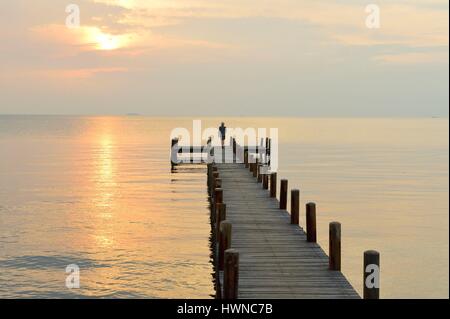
[0,0,448,115]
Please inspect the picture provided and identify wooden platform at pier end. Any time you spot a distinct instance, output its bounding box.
[216,162,359,299]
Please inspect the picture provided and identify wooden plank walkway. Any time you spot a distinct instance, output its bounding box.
[171,139,374,299]
[216,162,360,299]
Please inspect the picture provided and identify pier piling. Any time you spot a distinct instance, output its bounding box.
[280,179,288,209]
[216,203,227,242]
[306,203,317,243]
[329,222,341,271]
[290,189,300,225]
[270,172,277,198]
[223,249,239,299]
[364,250,380,299]
[219,221,232,271]
[263,174,269,189]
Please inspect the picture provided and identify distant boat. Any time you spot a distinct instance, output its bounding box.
[126,113,141,116]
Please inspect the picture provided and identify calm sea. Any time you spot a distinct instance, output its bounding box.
[0,116,448,298]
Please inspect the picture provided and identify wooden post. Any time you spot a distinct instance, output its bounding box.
[280,179,288,209]
[223,249,239,299]
[263,174,269,189]
[208,166,216,194]
[270,172,277,198]
[216,203,227,242]
[244,151,249,168]
[215,188,223,205]
[249,155,253,172]
[329,222,341,271]
[211,171,219,195]
[306,202,317,243]
[207,163,212,189]
[257,164,263,183]
[290,189,299,225]
[213,188,223,222]
[253,159,258,178]
[265,137,269,164]
[215,178,222,190]
[364,250,380,299]
[219,221,232,271]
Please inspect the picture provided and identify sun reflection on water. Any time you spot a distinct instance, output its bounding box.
[91,120,120,249]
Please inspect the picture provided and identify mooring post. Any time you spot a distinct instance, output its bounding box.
[207,163,212,189]
[219,221,232,271]
[215,178,222,190]
[244,151,249,168]
[306,202,317,242]
[216,203,227,242]
[211,171,219,195]
[257,164,263,183]
[208,165,216,194]
[270,172,277,198]
[249,155,253,172]
[253,159,258,178]
[364,250,380,299]
[214,188,223,205]
[263,174,269,189]
[213,187,223,222]
[290,189,299,225]
[223,249,239,299]
[280,179,288,209]
[329,222,341,271]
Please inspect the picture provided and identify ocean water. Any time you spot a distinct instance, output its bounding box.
[0,116,448,298]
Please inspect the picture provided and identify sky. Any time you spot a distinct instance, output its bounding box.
[0,0,448,116]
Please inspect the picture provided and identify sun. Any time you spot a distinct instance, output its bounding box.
[95,33,121,50]
[82,27,131,51]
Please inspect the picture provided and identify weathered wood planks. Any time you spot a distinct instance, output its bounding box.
[215,162,360,299]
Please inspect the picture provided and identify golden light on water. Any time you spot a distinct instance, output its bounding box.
[96,138,116,212]
[91,120,119,249]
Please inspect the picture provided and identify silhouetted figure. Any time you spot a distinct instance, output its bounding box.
[219,122,226,147]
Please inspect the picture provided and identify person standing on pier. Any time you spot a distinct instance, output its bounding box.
[219,122,226,147]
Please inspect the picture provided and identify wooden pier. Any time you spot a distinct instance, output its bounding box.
[171,137,380,299]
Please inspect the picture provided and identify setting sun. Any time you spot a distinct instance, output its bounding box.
[95,33,120,50]
[89,29,131,50]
